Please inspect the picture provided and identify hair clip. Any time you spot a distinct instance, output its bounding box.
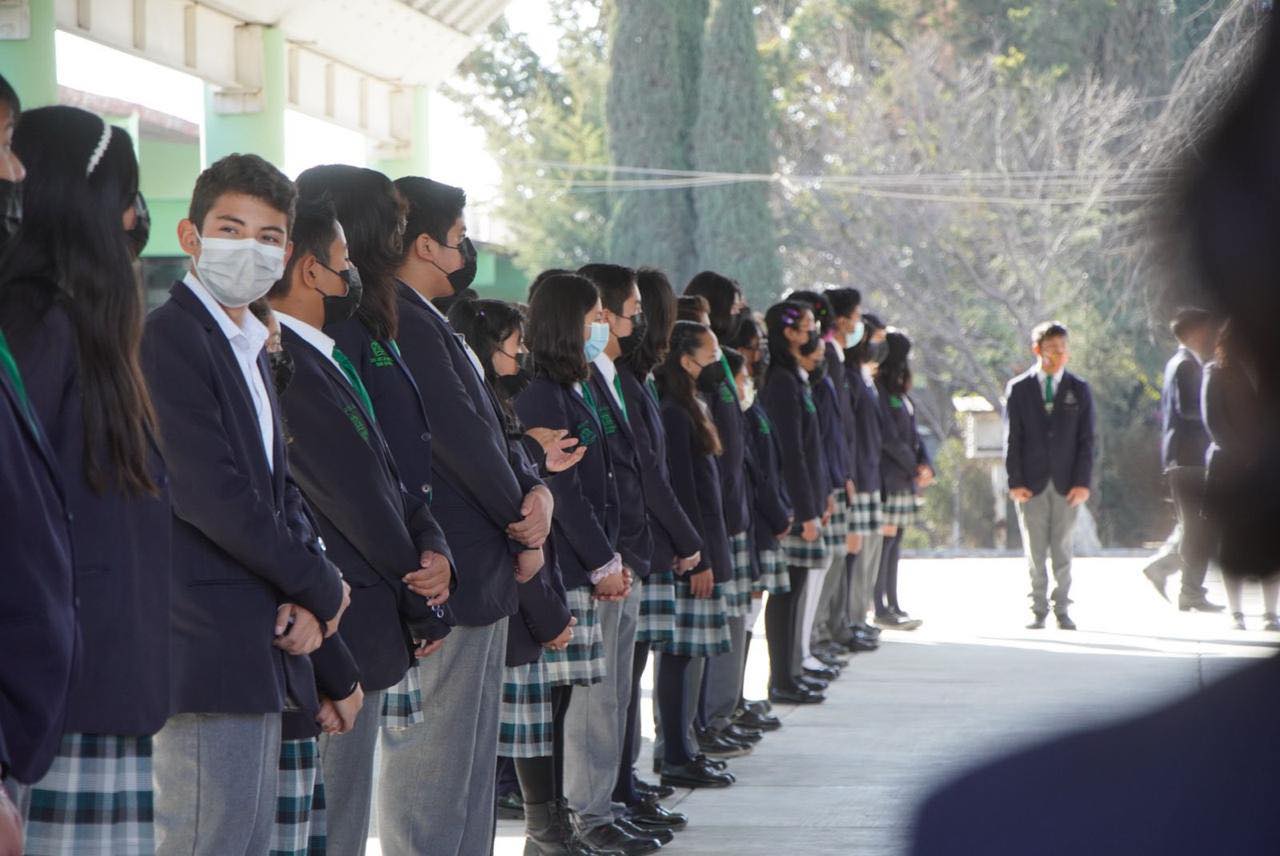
[86,119,112,178]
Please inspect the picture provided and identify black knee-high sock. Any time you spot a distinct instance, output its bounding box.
[875,534,899,615]
[550,684,572,800]
[496,755,519,798]
[613,641,650,805]
[764,590,792,692]
[514,756,555,806]
[786,565,809,682]
[844,552,859,627]
[884,534,903,611]
[656,653,693,765]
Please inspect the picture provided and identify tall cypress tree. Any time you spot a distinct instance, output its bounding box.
[605,0,699,283]
[692,0,781,304]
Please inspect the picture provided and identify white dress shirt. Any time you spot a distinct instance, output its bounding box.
[1034,364,1066,403]
[276,311,342,374]
[593,353,626,416]
[183,272,275,472]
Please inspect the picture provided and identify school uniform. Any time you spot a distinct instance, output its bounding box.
[1156,345,1214,605]
[515,373,624,834]
[8,298,171,855]
[745,399,794,595]
[875,380,932,620]
[1003,366,1095,618]
[808,365,855,659]
[277,316,456,854]
[142,275,346,856]
[0,329,76,791]
[376,282,547,856]
[847,362,886,626]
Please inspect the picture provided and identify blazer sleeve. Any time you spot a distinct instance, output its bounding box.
[1003,379,1027,491]
[141,319,345,622]
[514,383,616,573]
[12,308,75,449]
[516,562,573,645]
[630,389,702,559]
[1072,380,1096,489]
[910,401,932,469]
[661,405,713,574]
[1173,358,1202,424]
[749,436,792,536]
[761,371,819,522]
[308,633,361,701]
[879,394,919,476]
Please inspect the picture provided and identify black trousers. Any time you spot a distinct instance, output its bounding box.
[765,566,808,692]
[1169,466,1211,600]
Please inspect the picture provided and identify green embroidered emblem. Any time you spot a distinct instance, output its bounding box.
[596,403,619,436]
[370,341,394,368]
[755,412,773,436]
[718,381,735,405]
[802,389,816,414]
[575,421,598,446]
[343,403,370,443]
[889,395,903,408]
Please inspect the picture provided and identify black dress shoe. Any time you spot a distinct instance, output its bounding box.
[1055,613,1077,631]
[693,753,730,773]
[804,664,840,681]
[633,779,675,800]
[616,818,673,846]
[744,698,773,715]
[814,651,850,668]
[660,760,734,789]
[798,674,829,691]
[844,635,879,652]
[627,800,689,831]
[1179,596,1226,613]
[769,686,825,704]
[1026,613,1046,630]
[890,607,910,619]
[734,709,781,731]
[724,723,762,743]
[698,731,752,757]
[577,822,662,855]
[495,790,524,820]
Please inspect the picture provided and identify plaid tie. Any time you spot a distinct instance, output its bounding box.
[332,346,376,423]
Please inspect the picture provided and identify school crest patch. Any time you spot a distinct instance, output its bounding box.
[343,403,371,443]
[370,340,394,368]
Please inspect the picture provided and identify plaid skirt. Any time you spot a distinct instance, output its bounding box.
[638,569,676,645]
[665,579,732,658]
[881,490,922,527]
[752,548,790,594]
[498,659,554,759]
[543,586,607,687]
[848,491,884,536]
[271,737,326,856]
[22,733,153,856]
[822,491,850,548]
[380,662,424,730]
[722,531,755,618]
[780,520,833,568]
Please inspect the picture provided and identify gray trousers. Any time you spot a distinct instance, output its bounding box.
[565,584,639,832]
[154,712,282,856]
[316,688,383,856]
[813,549,853,647]
[1014,488,1079,615]
[377,619,508,856]
[850,533,885,625]
[702,614,746,732]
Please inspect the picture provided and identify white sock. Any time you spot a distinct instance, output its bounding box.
[799,564,829,664]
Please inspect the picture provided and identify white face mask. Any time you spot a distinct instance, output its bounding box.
[738,378,757,412]
[192,235,286,309]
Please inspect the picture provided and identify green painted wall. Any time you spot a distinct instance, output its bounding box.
[471,246,531,304]
[138,136,201,258]
[0,0,57,108]
[203,26,286,166]
[375,85,430,180]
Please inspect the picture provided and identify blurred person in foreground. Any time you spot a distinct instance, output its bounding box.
[912,10,1280,854]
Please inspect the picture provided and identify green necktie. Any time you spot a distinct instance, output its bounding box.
[612,373,629,423]
[646,376,659,401]
[1045,374,1054,409]
[0,329,36,430]
[332,346,377,423]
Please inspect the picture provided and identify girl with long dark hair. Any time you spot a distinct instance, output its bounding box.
[0,105,171,854]
[846,314,889,640]
[874,329,934,630]
[759,301,830,704]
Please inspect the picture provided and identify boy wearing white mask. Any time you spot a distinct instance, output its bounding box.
[141,154,351,856]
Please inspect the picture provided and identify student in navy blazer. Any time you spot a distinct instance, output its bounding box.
[141,156,349,856]
[845,315,889,640]
[0,108,172,854]
[1004,321,1094,629]
[381,176,552,856]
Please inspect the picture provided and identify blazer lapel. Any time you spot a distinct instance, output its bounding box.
[589,369,636,445]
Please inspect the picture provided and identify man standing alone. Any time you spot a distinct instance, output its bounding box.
[1004,322,1095,630]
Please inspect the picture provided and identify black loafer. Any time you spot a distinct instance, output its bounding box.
[733,709,781,731]
[577,822,663,855]
[851,622,882,639]
[634,779,675,801]
[798,674,829,691]
[698,731,752,757]
[724,723,762,744]
[804,665,840,681]
[495,791,524,820]
[616,818,673,846]
[815,651,850,668]
[627,800,689,831]
[744,699,773,715]
[769,686,825,704]
[693,754,730,774]
[660,760,734,789]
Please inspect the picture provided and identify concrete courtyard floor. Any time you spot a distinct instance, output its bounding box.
[368,556,1279,855]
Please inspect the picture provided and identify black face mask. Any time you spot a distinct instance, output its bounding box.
[497,367,532,399]
[269,349,295,395]
[127,192,151,258]
[618,312,647,357]
[446,237,477,294]
[321,264,364,328]
[867,339,889,364]
[696,357,726,392]
[0,180,21,248]
[799,329,822,357]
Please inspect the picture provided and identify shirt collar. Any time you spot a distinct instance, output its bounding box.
[403,278,448,322]
[593,353,617,384]
[183,272,268,353]
[276,311,338,365]
[798,367,809,382]
[1181,345,1204,366]
[1034,364,1065,386]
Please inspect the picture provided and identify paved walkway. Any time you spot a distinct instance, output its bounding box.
[371,556,1279,855]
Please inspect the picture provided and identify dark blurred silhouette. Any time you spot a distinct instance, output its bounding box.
[912,9,1280,855]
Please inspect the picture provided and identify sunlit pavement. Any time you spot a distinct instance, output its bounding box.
[366,557,1278,855]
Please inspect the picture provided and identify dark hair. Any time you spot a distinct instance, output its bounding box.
[270,194,339,300]
[0,106,155,494]
[622,266,677,377]
[879,329,913,395]
[529,268,572,302]
[0,73,19,114]
[189,153,296,233]
[1031,320,1069,347]
[395,176,466,252]
[684,270,740,339]
[728,313,761,352]
[788,290,835,335]
[764,300,809,373]
[297,165,406,340]
[826,287,861,320]
[449,298,525,431]
[677,294,710,323]
[724,346,746,378]
[578,263,637,314]
[526,273,599,386]
[1170,307,1214,341]
[654,320,721,455]
[851,312,886,365]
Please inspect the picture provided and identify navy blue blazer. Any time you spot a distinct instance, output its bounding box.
[11,300,172,737]
[142,282,345,715]
[1161,347,1210,472]
[588,364,652,577]
[744,401,793,553]
[0,332,75,784]
[705,370,751,537]
[661,398,733,583]
[1003,369,1095,496]
[847,365,884,494]
[515,375,620,589]
[504,438,573,667]
[826,341,859,485]
[619,367,702,578]
[879,383,931,495]
[813,371,851,495]
[277,325,454,692]
[760,364,826,523]
[393,282,542,625]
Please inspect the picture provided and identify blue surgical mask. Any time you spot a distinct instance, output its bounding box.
[845,321,865,350]
[584,321,611,362]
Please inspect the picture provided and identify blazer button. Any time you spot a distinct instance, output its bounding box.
[420,432,430,442]
[421,483,431,495]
